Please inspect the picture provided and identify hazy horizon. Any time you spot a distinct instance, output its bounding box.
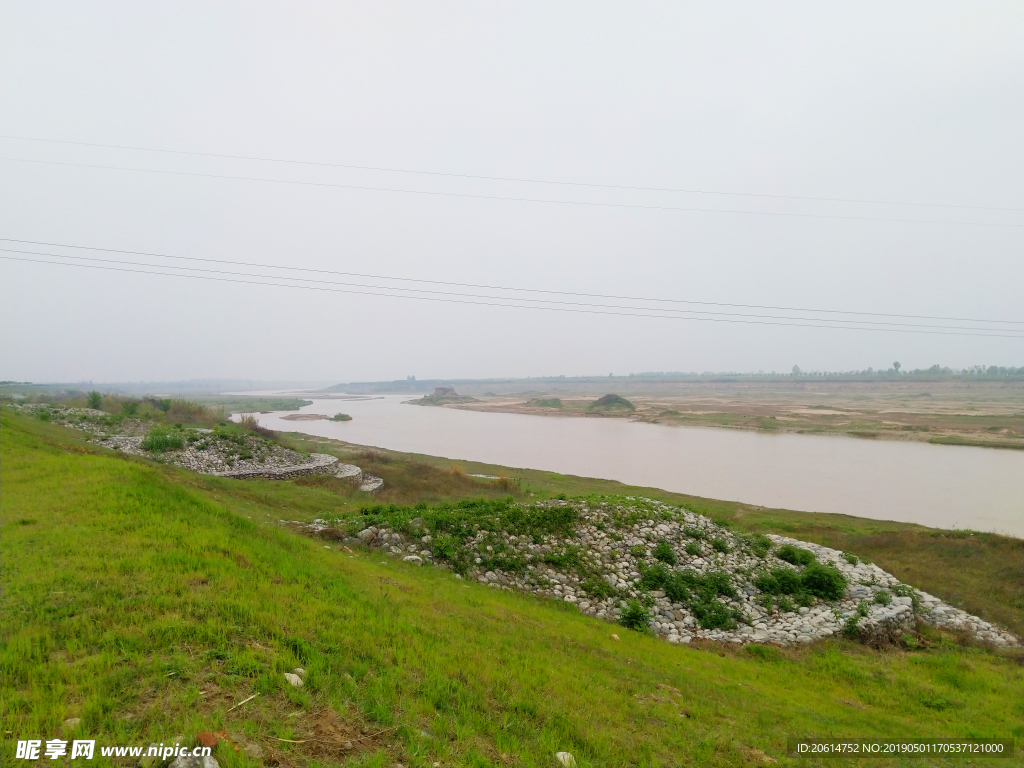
[3,1,1022,382]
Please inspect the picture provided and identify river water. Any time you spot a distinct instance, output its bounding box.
[240,394,1023,537]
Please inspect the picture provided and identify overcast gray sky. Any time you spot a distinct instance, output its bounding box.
[2,1,1021,383]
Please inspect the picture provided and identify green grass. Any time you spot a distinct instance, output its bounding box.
[1,412,1022,767]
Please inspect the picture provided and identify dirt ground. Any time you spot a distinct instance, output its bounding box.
[447,379,1023,449]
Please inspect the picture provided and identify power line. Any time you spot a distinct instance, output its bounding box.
[3,156,1019,229]
[4,237,1021,327]
[4,246,1011,333]
[2,253,1020,339]
[3,133,1020,213]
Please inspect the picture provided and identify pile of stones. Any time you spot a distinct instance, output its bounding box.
[12,403,380,488]
[334,498,1018,649]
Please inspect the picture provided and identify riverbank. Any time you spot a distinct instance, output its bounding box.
[438,378,1023,450]
[241,394,1024,537]
[277,428,1024,634]
[2,411,1021,767]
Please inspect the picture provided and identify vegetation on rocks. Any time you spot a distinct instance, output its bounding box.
[587,394,635,412]
[2,410,1022,767]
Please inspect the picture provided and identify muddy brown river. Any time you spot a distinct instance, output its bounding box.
[239,394,1022,537]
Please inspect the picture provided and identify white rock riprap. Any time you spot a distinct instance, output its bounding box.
[325,498,1020,649]
[766,534,1019,647]
[13,403,382,489]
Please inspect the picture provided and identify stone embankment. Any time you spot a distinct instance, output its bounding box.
[314,498,1019,649]
[13,404,381,490]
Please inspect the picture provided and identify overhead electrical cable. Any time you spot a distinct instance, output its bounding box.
[3,246,1013,333]
[2,134,1020,212]
[2,156,1018,229]
[2,253,1020,339]
[3,237,1020,327]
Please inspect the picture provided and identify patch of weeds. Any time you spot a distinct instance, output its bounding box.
[777,596,795,613]
[684,541,702,556]
[581,577,617,600]
[891,583,921,610]
[749,534,773,558]
[874,590,892,606]
[638,562,669,590]
[843,602,871,639]
[690,597,740,630]
[141,424,185,453]
[629,544,648,559]
[619,600,651,631]
[653,539,677,565]
[543,545,582,571]
[776,544,815,566]
[800,563,847,600]
[711,537,730,553]
[746,644,783,662]
[842,552,859,565]
[683,526,705,540]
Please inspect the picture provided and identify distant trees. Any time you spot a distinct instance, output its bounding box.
[893,362,901,373]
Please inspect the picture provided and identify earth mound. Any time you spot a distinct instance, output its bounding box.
[589,394,635,411]
[408,387,477,406]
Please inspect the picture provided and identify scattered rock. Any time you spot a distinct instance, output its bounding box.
[292,667,306,678]
[196,733,218,748]
[62,717,81,730]
[284,672,304,687]
[359,474,384,492]
[556,751,577,768]
[242,742,263,761]
[168,755,219,768]
[610,633,621,641]
[403,555,423,565]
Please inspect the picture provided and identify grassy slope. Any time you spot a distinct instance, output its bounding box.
[1,413,1021,768]
[280,432,1024,633]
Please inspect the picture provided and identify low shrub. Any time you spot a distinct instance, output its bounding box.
[331,413,352,421]
[702,570,737,599]
[690,597,738,630]
[800,563,847,600]
[842,551,859,565]
[619,600,651,631]
[711,537,730,553]
[638,562,671,590]
[141,425,185,453]
[874,590,892,605]
[653,539,677,565]
[683,526,705,540]
[238,414,260,430]
[629,544,647,559]
[581,577,617,600]
[776,544,815,566]
[684,541,701,556]
[750,534,773,558]
[87,391,103,409]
